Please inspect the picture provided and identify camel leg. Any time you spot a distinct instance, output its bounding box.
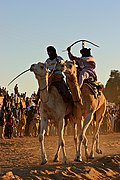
[39,118,48,165]
[89,105,106,159]
[76,111,94,162]
[20,126,23,137]
[53,125,61,162]
[53,144,61,162]
[96,133,102,154]
[21,127,23,137]
[22,127,25,136]
[54,118,69,162]
[89,121,103,159]
[82,135,89,160]
[74,117,89,161]
[74,122,85,161]
[57,119,67,164]
[74,123,78,156]
[96,109,106,155]
[29,123,32,136]
[89,102,106,159]
[17,126,20,137]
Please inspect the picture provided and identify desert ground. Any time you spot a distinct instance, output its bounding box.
[0,133,120,180]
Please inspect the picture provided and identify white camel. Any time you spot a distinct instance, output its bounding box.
[30,62,73,165]
[62,60,106,161]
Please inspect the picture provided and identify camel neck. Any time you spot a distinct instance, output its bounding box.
[38,76,49,104]
[66,75,83,105]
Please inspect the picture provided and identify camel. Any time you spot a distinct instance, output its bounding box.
[29,112,40,137]
[62,60,106,161]
[30,62,74,165]
[17,109,26,137]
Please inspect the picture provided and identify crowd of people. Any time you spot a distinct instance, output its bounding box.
[101,101,120,133]
[0,84,40,139]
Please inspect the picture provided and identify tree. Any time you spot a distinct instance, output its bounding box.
[104,70,120,104]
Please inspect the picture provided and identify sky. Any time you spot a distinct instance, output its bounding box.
[0,0,120,97]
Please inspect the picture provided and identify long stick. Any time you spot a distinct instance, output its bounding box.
[62,39,99,52]
[8,68,30,86]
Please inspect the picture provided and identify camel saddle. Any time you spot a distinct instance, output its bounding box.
[49,74,72,103]
[84,78,104,98]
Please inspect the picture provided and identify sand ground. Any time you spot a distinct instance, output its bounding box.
[0,133,120,179]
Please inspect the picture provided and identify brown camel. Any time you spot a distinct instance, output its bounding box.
[30,62,74,164]
[62,60,106,162]
[17,109,26,137]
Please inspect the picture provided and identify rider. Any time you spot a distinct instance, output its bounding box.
[45,46,64,84]
[46,46,72,102]
[34,46,71,104]
[67,46,97,88]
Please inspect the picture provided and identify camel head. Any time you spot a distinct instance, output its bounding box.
[63,60,77,77]
[30,62,48,81]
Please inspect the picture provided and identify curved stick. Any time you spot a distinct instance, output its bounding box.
[69,39,100,48]
[63,39,99,52]
[8,68,30,86]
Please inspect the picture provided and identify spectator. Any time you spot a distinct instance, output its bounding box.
[14,84,19,95]
[5,110,14,138]
[0,111,6,138]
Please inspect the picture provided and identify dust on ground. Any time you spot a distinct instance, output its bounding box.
[0,133,120,179]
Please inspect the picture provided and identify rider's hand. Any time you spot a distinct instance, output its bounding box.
[67,46,71,53]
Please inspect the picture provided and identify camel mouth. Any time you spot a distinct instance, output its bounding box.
[30,64,39,75]
[30,66,39,77]
[30,64,35,72]
[64,70,71,75]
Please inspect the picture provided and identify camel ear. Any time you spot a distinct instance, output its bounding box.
[73,60,76,65]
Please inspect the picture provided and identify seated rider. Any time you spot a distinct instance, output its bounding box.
[35,46,71,104]
[46,46,72,102]
[45,46,65,84]
[67,46,97,88]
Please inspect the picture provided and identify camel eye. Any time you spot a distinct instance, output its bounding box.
[40,66,44,69]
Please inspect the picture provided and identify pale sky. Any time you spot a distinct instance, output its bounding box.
[0,0,120,97]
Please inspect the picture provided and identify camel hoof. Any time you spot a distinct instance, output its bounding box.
[53,155,59,162]
[62,160,67,165]
[96,149,102,154]
[41,160,47,165]
[85,154,89,161]
[89,153,94,159]
[89,156,94,159]
[74,157,82,162]
[53,158,59,162]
